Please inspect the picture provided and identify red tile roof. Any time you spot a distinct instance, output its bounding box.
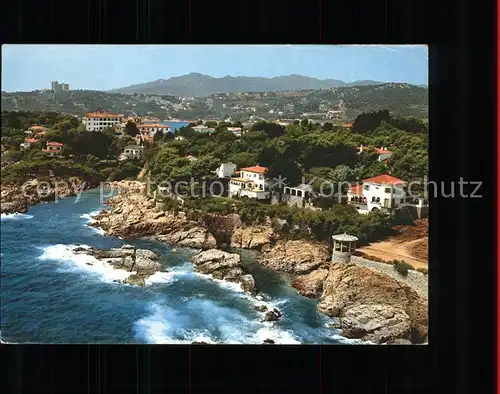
[343,123,353,127]
[376,148,393,155]
[86,111,123,118]
[349,184,363,195]
[25,138,37,143]
[240,165,268,174]
[29,125,46,130]
[46,141,64,147]
[363,174,406,185]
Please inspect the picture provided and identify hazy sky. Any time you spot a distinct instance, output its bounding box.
[2,45,428,92]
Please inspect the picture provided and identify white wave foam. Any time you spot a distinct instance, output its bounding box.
[89,226,105,235]
[144,271,179,286]
[1,213,33,220]
[80,210,100,223]
[134,300,301,345]
[38,244,133,283]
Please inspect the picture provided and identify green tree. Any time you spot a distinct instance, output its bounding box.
[124,121,139,137]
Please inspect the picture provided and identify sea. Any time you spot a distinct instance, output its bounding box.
[0,188,360,344]
[161,121,190,132]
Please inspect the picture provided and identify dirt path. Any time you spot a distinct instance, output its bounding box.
[357,238,428,270]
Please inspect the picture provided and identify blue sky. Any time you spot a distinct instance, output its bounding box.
[2,45,428,92]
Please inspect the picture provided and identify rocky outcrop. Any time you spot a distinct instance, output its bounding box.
[1,177,93,214]
[1,200,28,214]
[259,240,330,275]
[191,249,257,294]
[74,244,163,286]
[230,226,273,251]
[317,263,428,344]
[261,308,282,322]
[292,268,329,298]
[92,186,216,249]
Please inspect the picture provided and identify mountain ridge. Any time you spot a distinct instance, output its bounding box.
[108,73,425,97]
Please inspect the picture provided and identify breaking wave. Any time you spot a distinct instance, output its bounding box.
[1,213,34,220]
[37,244,133,283]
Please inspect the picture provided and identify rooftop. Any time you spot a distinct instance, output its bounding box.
[29,125,46,130]
[240,165,268,174]
[86,110,123,118]
[332,233,359,242]
[46,141,64,147]
[363,174,406,185]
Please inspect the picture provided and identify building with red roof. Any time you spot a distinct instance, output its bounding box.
[347,173,424,215]
[83,109,124,131]
[43,141,64,157]
[229,164,270,200]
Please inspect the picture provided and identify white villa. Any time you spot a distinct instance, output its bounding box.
[347,174,425,215]
[229,165,270,200]
[216,163,237,178]
[119,145,144,161]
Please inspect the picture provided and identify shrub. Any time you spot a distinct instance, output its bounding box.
[392,260,413,277]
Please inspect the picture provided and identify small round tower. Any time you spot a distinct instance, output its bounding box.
[331,233,358,264]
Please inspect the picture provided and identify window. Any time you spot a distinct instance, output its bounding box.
[376,197,381,203]
[385,188,391,193]
[363,185,370,191]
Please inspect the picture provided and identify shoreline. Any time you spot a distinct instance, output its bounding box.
[90,180,428,344]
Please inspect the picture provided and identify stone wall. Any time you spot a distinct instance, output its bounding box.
[351,256,428,299]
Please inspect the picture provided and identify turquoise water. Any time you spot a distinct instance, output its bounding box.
[0,189,352,344]
[161,121,190,131]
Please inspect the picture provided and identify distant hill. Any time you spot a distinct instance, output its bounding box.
[108,73,393,97]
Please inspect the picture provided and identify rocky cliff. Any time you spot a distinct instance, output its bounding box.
[91,184,217,249]
[317,263,428,344]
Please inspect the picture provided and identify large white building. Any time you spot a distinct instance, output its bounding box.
[228,165,270,200]
[83,110,124,132]
[347,174,424,215]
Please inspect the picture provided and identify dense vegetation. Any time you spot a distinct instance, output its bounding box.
[149,109,427,246]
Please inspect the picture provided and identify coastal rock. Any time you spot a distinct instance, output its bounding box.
[75,244,164,286]
[263,339,275,344]
[191,249,257,294]
[122,274,146,287]
[317,263,428,344]
[230,226,273,251]
[261,308,282,322]
[292,268,329,298]
[91,185,217,249]
[255,305,268,312]
[135,249,163,273]
[259,240,329,275]
[1,200,28,215]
